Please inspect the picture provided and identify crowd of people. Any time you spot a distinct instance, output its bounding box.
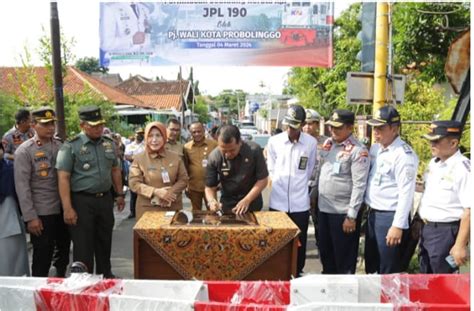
[0,103,470,279]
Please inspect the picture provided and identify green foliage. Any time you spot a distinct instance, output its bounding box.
[392,2,470,81]
[75,57,109,74]
[213,89,247,120]
[398,79,449,175]
[193,96,211,124]
[0,93,20,135]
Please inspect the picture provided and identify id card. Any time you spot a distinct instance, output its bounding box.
[332,162,341,174]
[298,156,308,170]
[202,159,208,167]
[161,167,171,183]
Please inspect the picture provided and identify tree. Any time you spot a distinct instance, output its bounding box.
[193,96,211,124]
[213,89,247,121]
[11,29,120,138]
[0,92,19,135]
[286,2,470,175]
[75,57,109,74]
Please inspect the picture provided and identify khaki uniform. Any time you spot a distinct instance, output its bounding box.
[15,134,70,277]
[14,135,62,221]
[165,140,184,158]
[184,138,217,210]
[2,126,35,160]
[129,150,188,220]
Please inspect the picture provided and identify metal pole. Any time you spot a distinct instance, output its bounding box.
[51,2,66,140]
[373,2,389,114]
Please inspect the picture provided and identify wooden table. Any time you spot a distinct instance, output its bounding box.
[134,211,300,280]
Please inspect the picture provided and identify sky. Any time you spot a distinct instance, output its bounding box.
[0,1,352,96]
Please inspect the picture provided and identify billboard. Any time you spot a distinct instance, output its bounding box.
[100,2,334,67]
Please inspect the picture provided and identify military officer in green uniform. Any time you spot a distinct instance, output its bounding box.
[56,106,125,278]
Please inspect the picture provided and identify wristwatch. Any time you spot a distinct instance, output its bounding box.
[345,215,356,221]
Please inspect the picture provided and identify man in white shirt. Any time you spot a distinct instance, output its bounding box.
[364,106,419,274]
[266,105,317,277]
[418,120,471,273]
[124,128,145,218]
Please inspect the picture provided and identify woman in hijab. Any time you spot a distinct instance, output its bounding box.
[129,122,189,220]
[0,144,30,276]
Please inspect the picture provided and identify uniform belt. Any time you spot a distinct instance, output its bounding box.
[76,191,108,198]
[423,220,460,226]
[369,207,395,213]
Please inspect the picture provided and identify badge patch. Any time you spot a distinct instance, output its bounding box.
[35,151,46,158]
[463,160,470,172]
[298,156,308,170]
[39,170,48,177]
[402,144,412,154]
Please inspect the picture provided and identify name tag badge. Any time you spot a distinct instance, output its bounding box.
[298,156,308,170]
[161,168,171,183]
[202,159,208,167]
[332,162,341,174]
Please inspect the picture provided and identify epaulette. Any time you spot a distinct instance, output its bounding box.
[68,135,81,143]
[102,135,114,141]
[402,144,412,154]
[462,160,470,172]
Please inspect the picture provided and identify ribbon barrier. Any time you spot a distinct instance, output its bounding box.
[0,274,469,310]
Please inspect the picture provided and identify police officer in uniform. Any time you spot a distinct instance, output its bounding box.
[14,107,70,277]
[2,108,35,161]
[418,121,471,273]
[266,105,317,277]
[205,125,268,214]
[56,106,125,278]
[364,106,419,274]
[317,110,370,274]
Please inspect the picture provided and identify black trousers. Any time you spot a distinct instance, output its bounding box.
[270,208,309,277]
[318,211,360,274]
[70,192,114,276]
[419,222,459,273]
[130,191,137,216]
[30,214,71,277]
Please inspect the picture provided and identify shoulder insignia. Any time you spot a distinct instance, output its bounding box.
[463,160,470,172]
[359,150,369,158]
[402,144,412,154]
[68,135,81,143]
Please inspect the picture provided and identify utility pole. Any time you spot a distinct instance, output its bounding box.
[51,2,66,140]
[372,2,389,115]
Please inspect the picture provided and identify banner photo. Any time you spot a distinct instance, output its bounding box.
[99,2,334,68]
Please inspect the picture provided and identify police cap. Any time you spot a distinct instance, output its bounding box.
[282,105,306,129]
[367,106,400,127]
[423,120,463,141]
[305,109,321,122]
[326,109,355,128]
[32,107,56,123]
[78,106,106,126]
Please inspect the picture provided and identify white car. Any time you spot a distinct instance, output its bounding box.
[239,124,258,141]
